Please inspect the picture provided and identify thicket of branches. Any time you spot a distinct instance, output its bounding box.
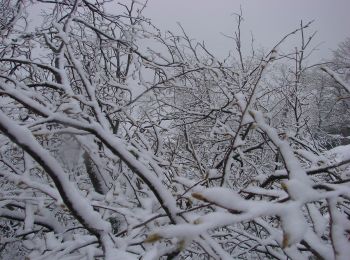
[0,1,349,259]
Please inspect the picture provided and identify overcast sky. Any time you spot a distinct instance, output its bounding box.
[144,0,350,63]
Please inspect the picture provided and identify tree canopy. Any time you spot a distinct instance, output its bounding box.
[0,1,349,259]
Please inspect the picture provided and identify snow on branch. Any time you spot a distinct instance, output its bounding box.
[321,67,350,93]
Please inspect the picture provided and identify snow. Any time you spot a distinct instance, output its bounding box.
[0,170,62,203]
[24,202,34,232]
[296,149,325,165]
[1,1,349,258]
[307,204,327,237]
[0,208,64,233]
[328,198,350,260]
[326,144,350,162]
[45,232,61,251]
[153,186,309,250]
[243,186,287,198]
[252,110,311,185]
[0,111,112,234]
[321,67,350,93]
[235,92,254,125]
[91,124,181,224]
[207,168,220,178]
[279,202,307,247]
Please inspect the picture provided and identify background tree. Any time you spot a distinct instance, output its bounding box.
[320,38,350,143]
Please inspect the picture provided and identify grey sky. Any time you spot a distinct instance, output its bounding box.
[144,0,350,63]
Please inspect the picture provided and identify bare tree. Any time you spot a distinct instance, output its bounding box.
[0,1,349,259]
